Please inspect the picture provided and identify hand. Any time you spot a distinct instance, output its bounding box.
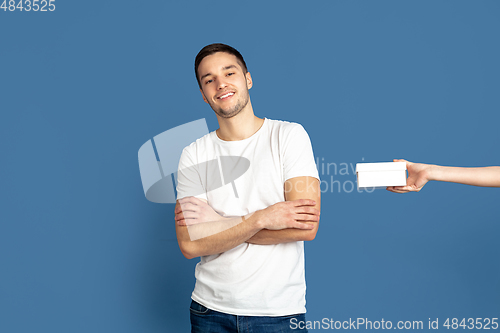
[175,197,226,226]
[258,199,319,230]
[386,159,432,193]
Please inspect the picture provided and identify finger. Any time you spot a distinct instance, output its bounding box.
[177,197,191,204]
[175,217,201,226]
[176,202,199,214]
[386,187,407,193]
[295,207,320,215]
[179,211,199,220]
[176,218,187,226]
[291,222,315,230]
[296,213,320,222]
[388,186,411,193]
[398,185,421,192]
[393,159,413,170]
[390,189,409,194]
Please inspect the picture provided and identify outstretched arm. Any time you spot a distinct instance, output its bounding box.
[387,159,500,193]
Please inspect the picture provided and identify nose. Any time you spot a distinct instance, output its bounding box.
[216,77,227,90]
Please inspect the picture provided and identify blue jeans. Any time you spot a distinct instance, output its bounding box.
[190,300,308,333]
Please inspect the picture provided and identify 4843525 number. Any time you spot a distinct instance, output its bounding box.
[1,0,55,11]
[443,318,499,330]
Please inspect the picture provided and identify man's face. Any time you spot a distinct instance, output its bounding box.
[197,52,252,119]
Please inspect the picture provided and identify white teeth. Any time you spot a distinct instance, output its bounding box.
[219,92,234,99]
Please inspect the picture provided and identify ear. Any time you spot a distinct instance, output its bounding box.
[200,89,209,104]
[245,72,253,90]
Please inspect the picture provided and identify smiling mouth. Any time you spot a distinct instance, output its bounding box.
[217,92,234,100]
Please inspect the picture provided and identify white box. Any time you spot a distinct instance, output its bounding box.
[356,162,407,189]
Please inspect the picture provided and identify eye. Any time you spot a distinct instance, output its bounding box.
[205,79,213,84]
[227,72,234,76]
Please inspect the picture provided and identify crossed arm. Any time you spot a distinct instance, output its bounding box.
[174,176,321,259]
[386,159,500,193]
[246,176,321,245]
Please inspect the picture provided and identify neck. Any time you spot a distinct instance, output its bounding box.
[215,104,264,141]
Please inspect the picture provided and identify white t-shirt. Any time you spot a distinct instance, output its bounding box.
[176,118,319,316]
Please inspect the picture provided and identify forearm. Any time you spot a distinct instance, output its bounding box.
[247,223,318,245]
[177,212,263,259]
[429,165,500,187]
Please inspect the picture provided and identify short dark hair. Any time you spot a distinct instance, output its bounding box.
[194,43,248,88]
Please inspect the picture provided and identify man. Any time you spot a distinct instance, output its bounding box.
[174,43,321,332]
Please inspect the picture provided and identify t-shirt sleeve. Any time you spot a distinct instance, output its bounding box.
[281,123,320,182]
[176,147,208,201]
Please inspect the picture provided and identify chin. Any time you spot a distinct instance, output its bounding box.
[216,109,241,119]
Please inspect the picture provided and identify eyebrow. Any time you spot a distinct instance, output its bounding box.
[200,65,238,81]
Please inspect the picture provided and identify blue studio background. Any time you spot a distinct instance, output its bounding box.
[1,1,499,332]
